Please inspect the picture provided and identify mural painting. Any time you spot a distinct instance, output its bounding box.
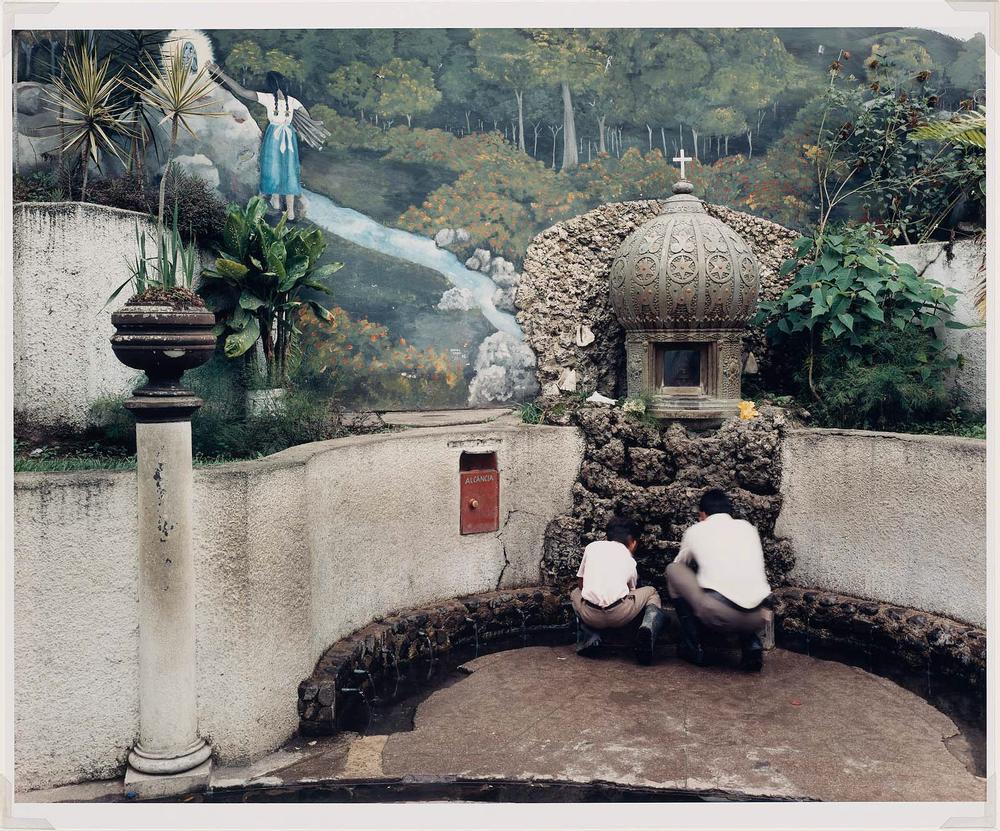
[12,27,986,411]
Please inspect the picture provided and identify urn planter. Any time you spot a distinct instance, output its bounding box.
[110,289,216,419]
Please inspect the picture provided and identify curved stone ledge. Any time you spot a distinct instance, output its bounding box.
[298,586,576,736]
[298,583,987,742]
[771,587,986,694]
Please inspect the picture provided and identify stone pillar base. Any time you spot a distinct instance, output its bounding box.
[124,757,213,800]
[127,738,212,775]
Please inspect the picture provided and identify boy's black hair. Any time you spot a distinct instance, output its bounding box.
[699,488,733,516]
[606,516,639,546]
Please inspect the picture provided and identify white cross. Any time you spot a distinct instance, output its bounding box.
[672,148,692,179]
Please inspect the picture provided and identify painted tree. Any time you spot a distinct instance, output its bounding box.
[327,60,380,122]
[437,43,480,133]
[628,31,712,157]
[375,57,441,128]
[584,30,641,155]
[529,29,606,171]
[394,29,452,68]
[264,48,306,93]
[225,39,264,85]
[470,29,541,152]
[697,106,746,158]
[702,30,803,159]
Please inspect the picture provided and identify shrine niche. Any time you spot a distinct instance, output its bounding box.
[609,152,761,424]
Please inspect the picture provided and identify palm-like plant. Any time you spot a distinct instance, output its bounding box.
[912,106,987,319]
[99,30,170,180]
[910,106,986,149]
[46,47,130,201]
[124,45,223,244]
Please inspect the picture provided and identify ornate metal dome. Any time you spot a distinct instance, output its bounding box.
[609,180,761,331]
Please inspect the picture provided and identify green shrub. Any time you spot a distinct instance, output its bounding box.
[755,223,967,430]
[13,171,65,202]
[199,196,341,386]
[806,327,954,429]
[86,168,227,244]
[85,357,353,462]
[811,63,984,242]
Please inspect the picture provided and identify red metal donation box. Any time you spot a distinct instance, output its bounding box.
[459,451,499,535]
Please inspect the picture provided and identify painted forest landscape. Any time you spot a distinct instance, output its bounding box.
[13,27,987,413]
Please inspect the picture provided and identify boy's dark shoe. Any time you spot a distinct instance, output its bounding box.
[739,633,764,672]
[635,605,665,666]
[672,596,707,666]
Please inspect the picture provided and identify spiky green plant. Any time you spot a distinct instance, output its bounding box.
[99,30,171,180]
[124,45,223,247]
[46,47,130,200]
[104,204,198,309]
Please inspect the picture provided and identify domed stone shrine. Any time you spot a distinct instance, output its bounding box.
[609,163,761,423]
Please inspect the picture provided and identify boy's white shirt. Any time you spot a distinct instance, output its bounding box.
[676,513,771,609]
[576,540,637,607]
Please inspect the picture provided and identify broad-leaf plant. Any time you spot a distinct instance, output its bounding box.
[200,197,343,387]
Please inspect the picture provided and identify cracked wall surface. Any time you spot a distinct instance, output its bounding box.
[893,240,987,412]
[14,419,584,792]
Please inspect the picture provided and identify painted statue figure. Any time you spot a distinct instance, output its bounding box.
[207,62,330,220]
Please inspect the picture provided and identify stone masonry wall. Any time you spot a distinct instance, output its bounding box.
[517,201,798,397]
[299,586,574,735]
[771,587,986,694]
[540,402,795,596]
[298,583,985,740]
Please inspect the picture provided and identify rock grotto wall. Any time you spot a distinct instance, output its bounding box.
[517,200,798,396]
[771,587,985,695]
[540,403,795,595]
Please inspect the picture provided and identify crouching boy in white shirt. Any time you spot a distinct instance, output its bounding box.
[570,517,667,665]
[665,488,772,671]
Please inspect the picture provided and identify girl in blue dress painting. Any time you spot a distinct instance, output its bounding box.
[207,62,329,220]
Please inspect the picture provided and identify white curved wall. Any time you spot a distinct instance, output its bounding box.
[15,421,986,792]
[13,420,584,792]
[12,203,207,434]
[776,428,986,627]
[894,240,986,412]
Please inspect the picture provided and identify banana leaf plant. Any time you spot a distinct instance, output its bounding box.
[200,197,343,387]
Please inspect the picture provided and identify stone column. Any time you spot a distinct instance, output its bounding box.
[111,298,216,795]
[127,406,211,776]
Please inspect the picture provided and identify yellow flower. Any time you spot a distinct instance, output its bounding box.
[738,400,758,421]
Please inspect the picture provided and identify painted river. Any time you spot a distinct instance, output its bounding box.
[303,189,522,338]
